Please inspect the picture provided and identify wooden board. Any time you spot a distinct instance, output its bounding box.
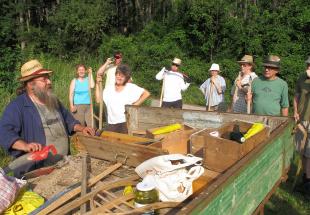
[74,134,168,167]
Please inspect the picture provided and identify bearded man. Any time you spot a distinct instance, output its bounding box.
[0,59,95,178]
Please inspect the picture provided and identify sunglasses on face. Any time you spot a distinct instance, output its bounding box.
[172,63,179,67]
[114,55,122,59]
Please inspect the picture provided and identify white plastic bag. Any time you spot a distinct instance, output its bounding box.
[135,154,204,202]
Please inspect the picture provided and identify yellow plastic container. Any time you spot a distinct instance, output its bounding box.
[244,123,265,140]
[152,123,182,135]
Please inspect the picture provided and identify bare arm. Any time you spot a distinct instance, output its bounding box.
[88,67,95,88]
[95,75,102,104]
[97,58,113,76]
[281,107,289,117]
[133,90,151,105]
[11,139,42,152]
[69,79,76,112]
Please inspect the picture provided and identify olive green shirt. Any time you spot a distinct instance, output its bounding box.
[295,73,310,121]
[252,76,289,116]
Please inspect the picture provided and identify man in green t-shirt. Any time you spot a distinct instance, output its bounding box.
[248,55,289,116]
[294,56,310,193]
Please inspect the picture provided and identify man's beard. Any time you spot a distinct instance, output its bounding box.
[32,84,59,111]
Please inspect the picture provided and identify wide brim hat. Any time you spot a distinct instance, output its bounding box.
[305,56,310,65]
[209,63,220,71]
[237,55,254,65]
[19,59,53,82]
[263,55,281,69]
[172,58,182,66]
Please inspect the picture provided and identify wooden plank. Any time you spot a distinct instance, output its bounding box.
[100,131,152,143]
[86,193,135,214]
[75,134,168,167]
[36,163,122,215]
[50,175,140,215]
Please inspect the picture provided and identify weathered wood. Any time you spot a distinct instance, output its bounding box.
[50,175,140,215]
[36,163,122,215]
[74,134,167,167]
[80,153,88,214]
[100,131,152,144]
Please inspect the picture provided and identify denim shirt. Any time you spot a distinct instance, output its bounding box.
[0,93,79,157]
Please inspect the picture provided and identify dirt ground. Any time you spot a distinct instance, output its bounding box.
[28,154,135,199]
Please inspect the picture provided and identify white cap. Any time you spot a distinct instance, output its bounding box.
[136,180,155,192]
[209,63,220,71]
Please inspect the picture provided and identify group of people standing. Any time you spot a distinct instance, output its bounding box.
[0,53,309,191]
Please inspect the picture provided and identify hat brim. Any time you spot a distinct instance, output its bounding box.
[19,70,53,82]
[263,63,280,68]
[237,60,254,65]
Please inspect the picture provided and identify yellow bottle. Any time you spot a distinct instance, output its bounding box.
[244,123,265,140]
[152,123,182,135]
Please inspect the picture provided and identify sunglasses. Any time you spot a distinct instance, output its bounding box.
[172,63,179,67]
[114,55,122,59]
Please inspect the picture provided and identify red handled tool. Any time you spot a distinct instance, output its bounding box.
[27,145,57,161]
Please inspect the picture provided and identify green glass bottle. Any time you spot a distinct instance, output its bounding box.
[134,180,159,215]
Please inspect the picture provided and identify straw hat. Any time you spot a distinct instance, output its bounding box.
[238,55,254,65]
[263,55,281,69]
[172,58,182,66]
[19,59,52,82]
[305,56,310,65]
[209,63,220,71]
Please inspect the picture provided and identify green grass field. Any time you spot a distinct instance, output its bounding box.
[0,57,309,214]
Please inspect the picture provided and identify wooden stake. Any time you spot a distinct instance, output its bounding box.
[207,81,214,111]
[88,68,94,128]
[80,153,88,214]
[99,80,103,129]
[247,76,253,114]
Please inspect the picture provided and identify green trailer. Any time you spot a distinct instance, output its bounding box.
[126,105,294,214]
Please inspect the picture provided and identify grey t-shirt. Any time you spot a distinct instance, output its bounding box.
[34,103,69,164]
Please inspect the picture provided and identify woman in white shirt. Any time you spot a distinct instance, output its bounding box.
[95,64,150,133]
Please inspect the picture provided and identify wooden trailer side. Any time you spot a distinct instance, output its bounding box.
[180,120,294,215]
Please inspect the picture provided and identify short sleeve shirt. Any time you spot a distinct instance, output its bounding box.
[103,83,144,124]
[295,73,310,121]
[252,76,289,116]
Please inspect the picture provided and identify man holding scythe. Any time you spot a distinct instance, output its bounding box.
[156,58,190,109]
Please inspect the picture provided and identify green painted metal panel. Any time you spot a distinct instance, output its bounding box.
[191,123,293,215]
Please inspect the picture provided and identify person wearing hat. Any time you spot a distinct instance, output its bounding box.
[96,51,123,90]
[247,55,289,116]
[200,63,226,111]
[0,59,95,178]
[293,56,310,193]
[156,58,190,109]
[231,55,257,113]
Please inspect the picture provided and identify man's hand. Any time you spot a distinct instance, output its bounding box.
[106,57,114,65]
[24,142,43,152]
[82,127,95,136]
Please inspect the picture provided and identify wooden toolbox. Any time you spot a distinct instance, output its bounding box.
[199,121,269,173]
[146,124,197,154]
